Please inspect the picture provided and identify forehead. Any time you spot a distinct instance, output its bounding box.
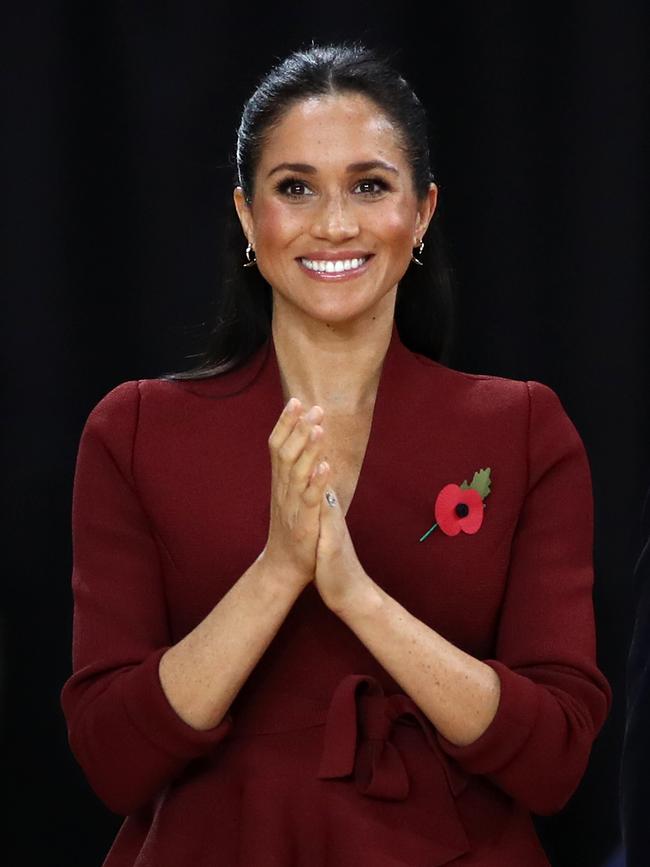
[258,93,405,169]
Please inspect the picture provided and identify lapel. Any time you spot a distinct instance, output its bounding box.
[252,319,430,528]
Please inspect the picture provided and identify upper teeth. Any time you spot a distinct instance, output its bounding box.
[301,257,367,273]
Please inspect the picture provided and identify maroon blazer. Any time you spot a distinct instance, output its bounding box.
[60,320,612,866]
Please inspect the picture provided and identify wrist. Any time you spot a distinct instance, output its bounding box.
[252,551,312,601]
[326,569,382,619]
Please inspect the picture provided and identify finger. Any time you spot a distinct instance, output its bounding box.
[268,397,302,485]
[276,407,323,489]
[268,397,302,455]
[301,460,329,507]
[291,424,324,491]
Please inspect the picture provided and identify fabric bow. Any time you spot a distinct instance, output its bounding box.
[317,673,468,800]
[316,674,471,864]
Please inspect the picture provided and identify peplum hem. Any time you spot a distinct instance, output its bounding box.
[101,674,550,867]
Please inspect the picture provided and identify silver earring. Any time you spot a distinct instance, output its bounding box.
[243,242,257,268]
[411,239,424,266]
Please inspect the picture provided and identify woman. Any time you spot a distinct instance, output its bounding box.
[61,42,612,865]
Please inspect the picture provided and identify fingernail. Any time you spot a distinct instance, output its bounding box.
[306,406,320,422]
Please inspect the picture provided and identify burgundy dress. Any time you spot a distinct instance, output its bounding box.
[60,320,612,865]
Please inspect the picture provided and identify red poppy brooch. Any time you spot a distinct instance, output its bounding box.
[419,468,492,542]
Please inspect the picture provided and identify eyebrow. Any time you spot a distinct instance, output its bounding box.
[266,160,399,179]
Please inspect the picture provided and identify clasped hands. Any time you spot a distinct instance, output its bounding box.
[264,397,371,613]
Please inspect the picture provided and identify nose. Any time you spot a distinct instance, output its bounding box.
[310,191,360,243]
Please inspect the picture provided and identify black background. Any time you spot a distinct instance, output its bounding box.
[3,2,648,865]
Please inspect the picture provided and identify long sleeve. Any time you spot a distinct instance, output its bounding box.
[435,379,612,815]
[60,381,233,816]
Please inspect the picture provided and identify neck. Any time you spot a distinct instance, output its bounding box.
[270,309,395,416]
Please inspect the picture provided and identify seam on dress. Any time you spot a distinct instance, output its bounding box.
[131,379,142,481]
[490,381,533,636]
[134,379,175,639]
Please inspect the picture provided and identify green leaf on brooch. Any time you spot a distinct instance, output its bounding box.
[459,467,492,500]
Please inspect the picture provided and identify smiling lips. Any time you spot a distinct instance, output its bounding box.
[296,252,373,280]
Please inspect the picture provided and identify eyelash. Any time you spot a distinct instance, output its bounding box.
[274,176,390,199]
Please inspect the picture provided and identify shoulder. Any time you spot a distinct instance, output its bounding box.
[409,351,566,418]
[406,351,583,451]
[85,354,263,424]
[79,361,260,453]
[81,379,141,437]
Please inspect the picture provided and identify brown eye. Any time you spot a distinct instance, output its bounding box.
[354,178,389,196]
[275,177,313,198]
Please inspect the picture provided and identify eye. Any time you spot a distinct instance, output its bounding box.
[274,177,314,199]
[273,175,391,200]
[354,177,390,196]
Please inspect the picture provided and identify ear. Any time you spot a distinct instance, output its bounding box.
[233,186,254,246]
[414,182,438,242]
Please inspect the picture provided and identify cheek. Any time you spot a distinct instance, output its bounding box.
[255,203,304,251]
[370,208,416,278]
[370,204,415,245]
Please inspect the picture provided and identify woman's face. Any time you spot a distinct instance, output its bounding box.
[234,92,438,326]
